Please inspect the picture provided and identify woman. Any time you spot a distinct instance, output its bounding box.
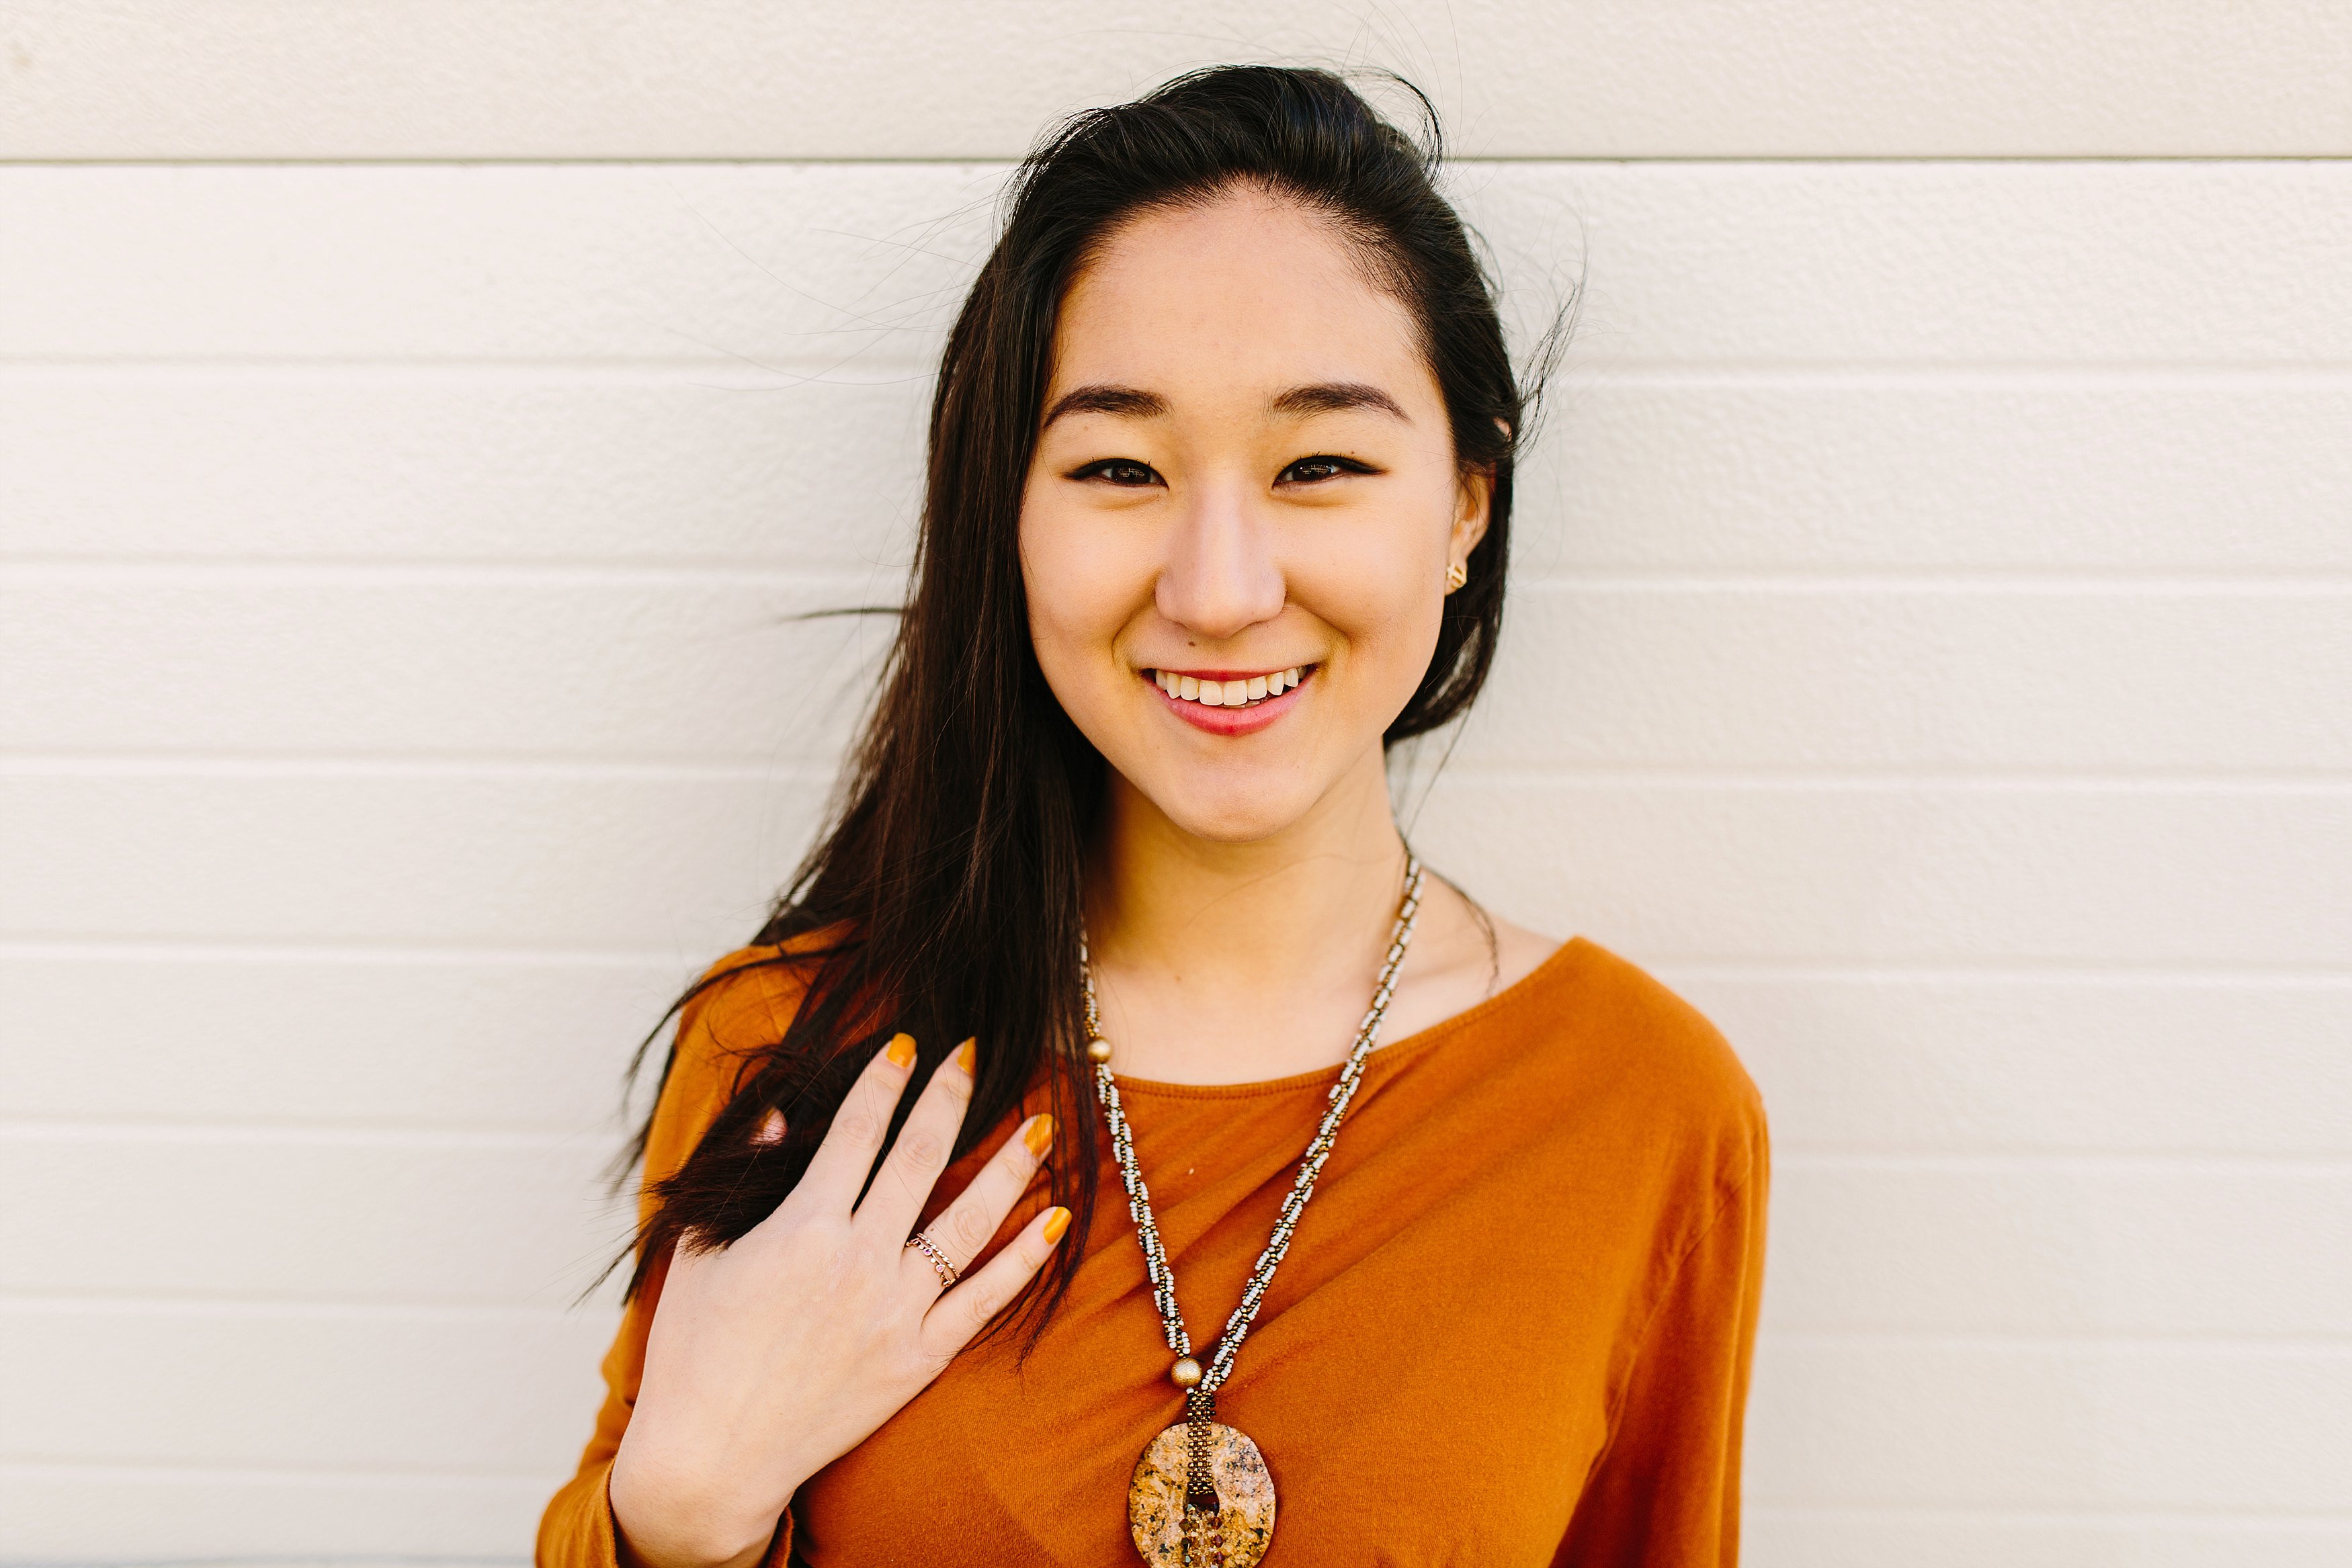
[539,64,1767,1568]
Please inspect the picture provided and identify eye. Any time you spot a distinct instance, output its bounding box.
[1278,454,1376,486]
[1068,458,1163,488]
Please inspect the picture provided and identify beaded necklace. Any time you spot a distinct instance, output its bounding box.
[1080,856,1425,1567]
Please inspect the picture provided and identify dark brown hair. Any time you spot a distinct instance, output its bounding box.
[614,63,1566,1346]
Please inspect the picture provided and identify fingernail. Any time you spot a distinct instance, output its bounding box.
[885,1033,915,1069]
[753,1108,786,1145]
[954,1039,976,1074]
[1042,1206,1071,1244]
[1023,1113,1055,1156]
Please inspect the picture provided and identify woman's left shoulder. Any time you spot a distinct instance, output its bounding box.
[1490,928,1767,1160]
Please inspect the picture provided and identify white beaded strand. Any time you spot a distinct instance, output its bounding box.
[1081,855,1425,1397]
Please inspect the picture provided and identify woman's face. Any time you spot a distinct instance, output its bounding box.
[1019,184,1489,844]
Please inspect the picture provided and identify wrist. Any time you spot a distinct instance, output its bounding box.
[610,1443,790,1568]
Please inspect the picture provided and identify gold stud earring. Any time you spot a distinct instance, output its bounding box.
[1445,560,1468,593]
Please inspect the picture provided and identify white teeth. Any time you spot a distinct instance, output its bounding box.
[1152,665,1312,707]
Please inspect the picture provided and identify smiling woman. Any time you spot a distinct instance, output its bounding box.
[1023,189,1490,848]
[537,64,1766,1568]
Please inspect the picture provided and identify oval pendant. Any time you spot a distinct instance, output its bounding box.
[1127,1420,1276,1566]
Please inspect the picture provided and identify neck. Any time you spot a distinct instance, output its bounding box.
[1083,747,1411,1081]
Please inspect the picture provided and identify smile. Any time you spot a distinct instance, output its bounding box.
[1148,666,1309,709]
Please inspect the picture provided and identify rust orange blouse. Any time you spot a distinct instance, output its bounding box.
[539,934,1769,1566]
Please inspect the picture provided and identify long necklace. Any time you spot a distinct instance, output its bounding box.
[1081,855,1424,1568]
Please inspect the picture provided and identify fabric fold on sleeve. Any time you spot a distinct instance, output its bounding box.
[1553,1129,1771,1568]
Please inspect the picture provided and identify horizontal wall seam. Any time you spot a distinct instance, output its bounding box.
[5,1297,2343,1350]
[6,939,2348,980]
[5,155,2351,167]
[6,1122,2345,1167]
[9,562,2352,590]
[15,360,2352,385]
[6,756,2349,788]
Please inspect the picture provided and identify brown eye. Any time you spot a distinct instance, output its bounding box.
[1279,455,1373,485]
[1073,459,1161,487]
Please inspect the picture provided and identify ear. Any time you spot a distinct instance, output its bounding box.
[1449,462,1494,566]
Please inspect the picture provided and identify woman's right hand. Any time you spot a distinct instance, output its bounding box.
[607,1033,1066,1568]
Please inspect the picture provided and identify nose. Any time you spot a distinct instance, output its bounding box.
[1153,477,1286,640]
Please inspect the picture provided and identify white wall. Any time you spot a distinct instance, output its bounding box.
[4,4,2349,1563]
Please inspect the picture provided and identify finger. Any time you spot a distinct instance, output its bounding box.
[921,1204,1070,1358]
[857,1037,979,1234]
[909,1112,1055,1281]
[797,1032,917,1208]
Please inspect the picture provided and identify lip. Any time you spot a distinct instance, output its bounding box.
[1144,664,1314,737]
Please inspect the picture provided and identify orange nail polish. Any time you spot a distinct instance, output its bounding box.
[955,1039,977,1074]
[885,1033,915,1069]
[1042,1206,1071,1244]
[1023,1114,1055,1156]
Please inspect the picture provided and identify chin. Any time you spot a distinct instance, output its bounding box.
[1136,770,1330,844]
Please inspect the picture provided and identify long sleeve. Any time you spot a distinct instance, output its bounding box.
[536,948,807,1568]
[1554,1130,1771,1567]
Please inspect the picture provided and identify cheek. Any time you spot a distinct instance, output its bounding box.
[1304,506,1451,691]
[1019,484,1144,701]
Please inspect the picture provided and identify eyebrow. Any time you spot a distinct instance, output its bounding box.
[1269,382,1411,422]
[1040,380,1411,429]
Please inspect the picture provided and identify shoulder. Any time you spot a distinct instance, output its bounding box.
[673,939,829,1072]
[640,930,840,1186]
[1507,936,1767,1192]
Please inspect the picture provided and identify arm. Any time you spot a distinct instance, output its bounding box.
[533,958,1066,1568]
[1554,1133,1771,1567]
[536,963,778,1568]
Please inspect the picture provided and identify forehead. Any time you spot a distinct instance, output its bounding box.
[1048,186,1434,408]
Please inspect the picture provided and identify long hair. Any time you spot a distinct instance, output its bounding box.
[615,64,1567,1348]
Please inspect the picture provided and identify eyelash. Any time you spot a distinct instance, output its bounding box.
[1068,455,1376,487]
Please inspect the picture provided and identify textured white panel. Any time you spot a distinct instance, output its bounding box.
[4,1,2347,159]
[0,1301,618,1473]
[0,574,894,762]
[9,164,2351,366]
[1764,1160,2352,1336]
[1474,584,2352,771]
[1667,974,2352,1156]
[0,369,933,568]
[1745,1510,2352,1568]
[0,1129,634,1306]
[0,954,681,1129]
[0,1464,552,1559]
[1464,163,2352,368]
[1402,775,2352,967]
[0,771,821,953]
[0,163,997,363]
[1527,377,2352,572]
[1745,1338,2352,1509]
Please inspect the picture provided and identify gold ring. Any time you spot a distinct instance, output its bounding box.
[905,1229,960,1287]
